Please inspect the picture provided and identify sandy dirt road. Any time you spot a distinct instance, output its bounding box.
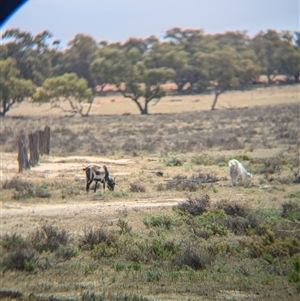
[1,198,181,236]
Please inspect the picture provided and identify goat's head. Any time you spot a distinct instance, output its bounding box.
[107,177,116,191]
[246,172,253,180]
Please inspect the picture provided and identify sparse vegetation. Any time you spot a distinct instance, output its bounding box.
[1,88,299,300]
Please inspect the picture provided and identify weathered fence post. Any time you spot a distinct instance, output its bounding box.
[38,130,45,156]
[28,132,39,166]
[17,126,50,172]
[18,134,29,172]
[44,126,50,155]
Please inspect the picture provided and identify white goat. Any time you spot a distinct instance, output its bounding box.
[228,159,253,186]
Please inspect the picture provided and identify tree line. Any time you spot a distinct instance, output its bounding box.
[1,27,299,116]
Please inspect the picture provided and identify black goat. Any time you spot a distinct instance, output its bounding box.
[83,165,116,192]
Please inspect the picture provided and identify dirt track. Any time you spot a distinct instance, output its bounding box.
[1,198,180,237]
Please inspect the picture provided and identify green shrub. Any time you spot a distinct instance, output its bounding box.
[92,242,118,259]
[149,238,181,260]
[288,255,300,284]
[117,219,132,235]
[30,224,69,253]
[3,248,36,271]
[147,270,162,282]
[79,227,117,250]
[24,259,36,272]
[198,210,228,236]
[198,209,227,225]
[1,233,28,250]
[143,215,178,230]
[281,200,300,221]
[55,245,78,260]
[111,190,129,198]
[115,262,128,271]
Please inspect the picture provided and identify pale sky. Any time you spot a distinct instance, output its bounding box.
[1,0,299,47]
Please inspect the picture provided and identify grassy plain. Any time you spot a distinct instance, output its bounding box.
[0,85,300,301]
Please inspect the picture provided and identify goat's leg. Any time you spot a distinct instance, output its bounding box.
[94,180,100,192]
[86,179,93,192]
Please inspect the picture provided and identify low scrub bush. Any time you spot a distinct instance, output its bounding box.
[129,183,146,192]
[30,224,69,253]
[1,233,28,250]
[191,154,214,166]
[177,194,211,216]
[143,215,178,230]
[2,177,33,191]
[198,210,228,236]
[149,238,181,261]
[173,243,215,270]
[281,200,300,221]
[288,255,300,284]
[259,157,283,175]
[55,245,78,260]
[147,269,162,282]
[3,249,37,271]
[3,177,51,199]
[79,227,118,250]
[92,242,118,259]
[166,179,201,192]
[1,233,37,271]
[165,156,183,167]
[191,172,218,183]
[216,200,249,217]
[117,219,132,235]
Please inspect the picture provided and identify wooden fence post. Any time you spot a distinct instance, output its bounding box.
[44,126,50,155]
[18,135,29,172]
[29,132,39,166]
[38,130,45,156]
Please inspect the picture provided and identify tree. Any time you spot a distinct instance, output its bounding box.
[276,32,300,82]
[196,46,259,110]
[146,42,194,93]
[0,58,36,116]
[62,34,98,88]
[1,29,54,86]
[114,53,175,114]
[250,30,283,83]
[33,73,93,116]
[89,45,123,115]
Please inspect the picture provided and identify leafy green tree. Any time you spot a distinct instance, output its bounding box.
[89,45,124,114]
[276,32,300,82]
[33,73,93,116]
[90,46,124,92]
[114,51,175,114]
[163,28,209,92]
[196,46,259,110]
[1,29,53,86]
[250,30,283,83]
[146,42,194,92]
[62,34,98,88]
[0,58,36,116]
